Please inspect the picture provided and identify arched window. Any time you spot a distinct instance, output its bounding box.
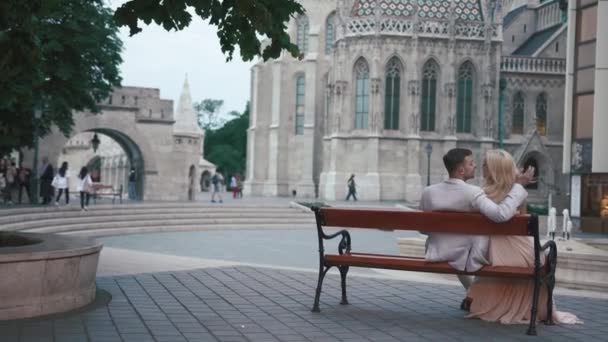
[512,92,525,135]
[295,75,305,135]
[325,12,336,55]
[355,58,370,129]
[296,15,309,54]
[384,58,401,130]
[421,60,439,131]
[456,62,474,133]
[536,93,547,136]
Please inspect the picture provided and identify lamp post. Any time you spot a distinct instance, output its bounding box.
[31,108,42,205]
[425,143,433,186]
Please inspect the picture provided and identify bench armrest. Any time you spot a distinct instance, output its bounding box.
[312,206,351,256]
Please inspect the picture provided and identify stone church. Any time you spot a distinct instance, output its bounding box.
[244,0,569,205]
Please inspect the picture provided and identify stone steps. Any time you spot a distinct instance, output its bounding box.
[0,203,315,237]
[65,223,316,237]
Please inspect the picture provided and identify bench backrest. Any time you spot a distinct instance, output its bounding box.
[315,207,537,236]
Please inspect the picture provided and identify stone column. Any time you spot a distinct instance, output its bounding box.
[263,61,284,196]
[562,0,577,172]
[592,0,608,172]
[244,65,259,195]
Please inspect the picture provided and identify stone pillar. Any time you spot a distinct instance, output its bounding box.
[244,66,259,195]
[263,61,284,196]
[405,138,423,203]
[592,0,608,172]
[562,0,577,172]
[296,43,318,197]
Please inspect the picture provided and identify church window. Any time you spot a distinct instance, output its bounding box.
[295,75,306,135]
[384,58,401,130]
[512,92,525,134]
[524,24,527,33]
[108,96,113,105]
[355,58,370,129]
[325,12,336,55]
[296,15,309,55]
[420,60,438,132]
[122,95,126,105]
[134,96,138,106]
[456,62,474,133]
[536,93,547,136]
[555,42,559,52]
[512,35,515,42]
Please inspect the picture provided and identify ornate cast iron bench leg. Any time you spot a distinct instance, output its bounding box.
[543,240,558,326]
[312,265,331,312]
[339,265,349,305]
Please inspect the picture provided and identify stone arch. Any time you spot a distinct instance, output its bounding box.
[31,113,158,200]
[520,150,554,195]
[200,170,211,192]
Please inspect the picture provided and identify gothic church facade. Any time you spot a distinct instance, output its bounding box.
[245,0,569,205]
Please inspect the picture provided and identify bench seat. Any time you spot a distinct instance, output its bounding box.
[325,252,541,278]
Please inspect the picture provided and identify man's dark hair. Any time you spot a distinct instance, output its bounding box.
[443,148,472,175]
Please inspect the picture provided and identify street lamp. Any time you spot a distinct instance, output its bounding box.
[91,133,100,153]
[31,108,42,205]
[425,143,433,186]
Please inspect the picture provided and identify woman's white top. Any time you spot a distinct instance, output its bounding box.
[230,176,237,188]
[53,170,70,189]
[76,175,93,192]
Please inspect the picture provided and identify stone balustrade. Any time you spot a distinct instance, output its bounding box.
[339,17,499,41]
[536,0,562,31]
[500,56,566,74]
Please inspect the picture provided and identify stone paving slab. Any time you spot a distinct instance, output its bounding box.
[0,266,601,341]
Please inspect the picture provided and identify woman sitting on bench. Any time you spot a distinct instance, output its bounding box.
[466,150,581,325]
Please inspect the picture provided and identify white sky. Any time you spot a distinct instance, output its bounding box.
[109,0,254,117]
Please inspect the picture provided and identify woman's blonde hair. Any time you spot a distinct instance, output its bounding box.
[482,149,518,203]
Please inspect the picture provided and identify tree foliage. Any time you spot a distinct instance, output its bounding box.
[194,99,225,130]
[0,0,123,156]
[114,0,304,61]
[203,102,249,175]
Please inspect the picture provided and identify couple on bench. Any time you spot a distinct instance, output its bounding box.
[421,148,581,325]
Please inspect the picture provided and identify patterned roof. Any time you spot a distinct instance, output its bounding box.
[352,0,483,21]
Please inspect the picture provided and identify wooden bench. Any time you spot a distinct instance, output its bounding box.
[310,207,557,336]
[91,184,123,204]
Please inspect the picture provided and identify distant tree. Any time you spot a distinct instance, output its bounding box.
[114,0,304,61]
[204,102,249,175]
[0,0,122,156]
[194,99,226,130]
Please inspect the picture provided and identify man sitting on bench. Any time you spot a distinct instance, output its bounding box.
[421,148,534,306]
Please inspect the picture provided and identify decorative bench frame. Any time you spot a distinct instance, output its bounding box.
[311,207,557,336]
[91,184,123,204]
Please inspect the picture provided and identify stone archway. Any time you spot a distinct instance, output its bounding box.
[200,170,211,192]
[520,150,554,198]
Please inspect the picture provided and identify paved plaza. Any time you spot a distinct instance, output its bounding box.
[1,263,606,342]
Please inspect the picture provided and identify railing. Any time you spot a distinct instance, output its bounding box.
[536,0,562,31]
[340,17,499,41]
[500,56,566,74]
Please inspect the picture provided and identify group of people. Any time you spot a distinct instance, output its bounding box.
[39,158,95,211]
[209,171,244,203]
[0,158,31,205]
[421,148,581,325]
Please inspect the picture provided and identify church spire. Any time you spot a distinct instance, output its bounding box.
[174,75,203,136]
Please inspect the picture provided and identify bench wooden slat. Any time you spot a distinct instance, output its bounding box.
[325,253,540,278]
[320,208,531,236]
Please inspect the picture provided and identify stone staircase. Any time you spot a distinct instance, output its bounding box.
[0,203,316,237]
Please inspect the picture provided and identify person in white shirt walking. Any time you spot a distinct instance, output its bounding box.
[76,166,93,211]
[53,162,70,205]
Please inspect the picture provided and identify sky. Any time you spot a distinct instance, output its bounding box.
[108,0,254,117]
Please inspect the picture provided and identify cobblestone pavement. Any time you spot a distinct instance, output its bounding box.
[1,266,603,342]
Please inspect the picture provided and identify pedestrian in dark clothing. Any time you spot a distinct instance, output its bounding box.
[346,174,357,201]
[128,167,137,200]
[17,161,32,204]
[40,157,54,204]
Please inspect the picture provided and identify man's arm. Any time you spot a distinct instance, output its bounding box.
[472,184,528,222]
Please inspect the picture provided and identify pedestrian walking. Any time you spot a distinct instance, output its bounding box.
[128,167,137,200]
[52,161,70,205]
[230,175,238,198]
[76,166,93,211]
[17,161,32,204]
[39,157,54,205]
[211,170,224,203]
[346,174,357,201]
[237,175,244,198]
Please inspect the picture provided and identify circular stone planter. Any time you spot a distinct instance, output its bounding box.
[0,232,102,320]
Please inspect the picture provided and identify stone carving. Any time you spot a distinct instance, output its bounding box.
[408,80,420,96]
[411,113,420,134]
[482,83,494,101]
[446,115,456,135]
[335,80,347,96]
[444,82,456,97]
